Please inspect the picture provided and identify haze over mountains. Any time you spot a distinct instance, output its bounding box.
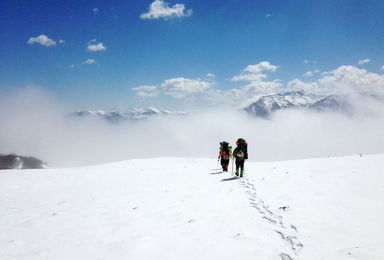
[72,107,186,123]
[1,87,384,167]
[71,90,384,123]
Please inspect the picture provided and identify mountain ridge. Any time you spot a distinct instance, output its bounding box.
[243,91,353,117]
[72,106,186,123]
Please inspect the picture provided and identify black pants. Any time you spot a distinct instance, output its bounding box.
[235,159,244,170]
[220,158,229,171]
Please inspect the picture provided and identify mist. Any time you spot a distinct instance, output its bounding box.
[1,87,384,167]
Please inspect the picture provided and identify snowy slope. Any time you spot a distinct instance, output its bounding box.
[1,154,383,259]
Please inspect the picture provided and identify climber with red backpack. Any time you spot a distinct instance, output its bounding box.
[233,138,248,177]
[218,141,232,172]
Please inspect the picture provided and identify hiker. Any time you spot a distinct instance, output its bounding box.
[233,138,248,177]
[218,141,232,172]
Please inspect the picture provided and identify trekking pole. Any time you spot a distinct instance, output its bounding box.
[231,156,234,173]
[217,157,220,171]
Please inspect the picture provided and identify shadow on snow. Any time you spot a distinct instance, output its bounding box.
[221,176,239,182]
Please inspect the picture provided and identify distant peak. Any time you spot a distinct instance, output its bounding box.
[71,106,186,123]
[243,90,352,118]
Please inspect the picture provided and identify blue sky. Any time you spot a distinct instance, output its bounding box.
[1,0,384,109]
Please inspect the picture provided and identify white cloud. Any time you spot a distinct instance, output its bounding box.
[161,77,212,99]
[231,61,278,82]
[229,80,283,105]
[69,64,75,69]
[131,63,384,108]
[133,77,213,99]
[232,73,267,82]
[93,8,100,14]
[287,79,321,93]
[304,59,317,64]
[318,65,384,95]
[242,80,282,95]
[303,71,314,77]
[140,0,192,20]
[229,61,282,101]
[87,42,107,52]
[206,73,215,78]
[27,35,57,47]
[58,40,65,44]
[244,61,278,74]
[303,70,321,78]
[381,65,384,71]
[222,63,384,107]
[265,14,272,18]
[82,59,97,65]
[132,85,159,97]
[358,59,370,65]
[286,65,384,97]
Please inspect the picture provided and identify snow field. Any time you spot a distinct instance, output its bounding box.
[1,158,284,260]
[248,154,384,259]
[1,154,383,259]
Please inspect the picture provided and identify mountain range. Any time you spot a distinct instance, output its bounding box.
[71,91,379,121]
[72,106,186,123]
[243,91,353,117]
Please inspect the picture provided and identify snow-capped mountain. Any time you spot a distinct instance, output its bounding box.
[244,91,351,117]
[309,93,352,112]
[72,106,186,123]
[0,154,47,170]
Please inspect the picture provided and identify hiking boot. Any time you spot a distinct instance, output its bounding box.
[235,169,239,176]
[240,169,244,177]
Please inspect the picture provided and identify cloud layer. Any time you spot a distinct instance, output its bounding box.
[1,87,384,167]
[132,61,384,109]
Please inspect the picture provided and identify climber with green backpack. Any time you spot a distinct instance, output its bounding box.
[233,138,248,177]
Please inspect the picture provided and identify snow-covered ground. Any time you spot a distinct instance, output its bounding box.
[1,154,383,259]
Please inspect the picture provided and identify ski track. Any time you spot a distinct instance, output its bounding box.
[237,176,303,260]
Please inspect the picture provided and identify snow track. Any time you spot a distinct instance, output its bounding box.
[238,177,303,260]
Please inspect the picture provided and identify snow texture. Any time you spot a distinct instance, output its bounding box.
[1,154,383,259]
